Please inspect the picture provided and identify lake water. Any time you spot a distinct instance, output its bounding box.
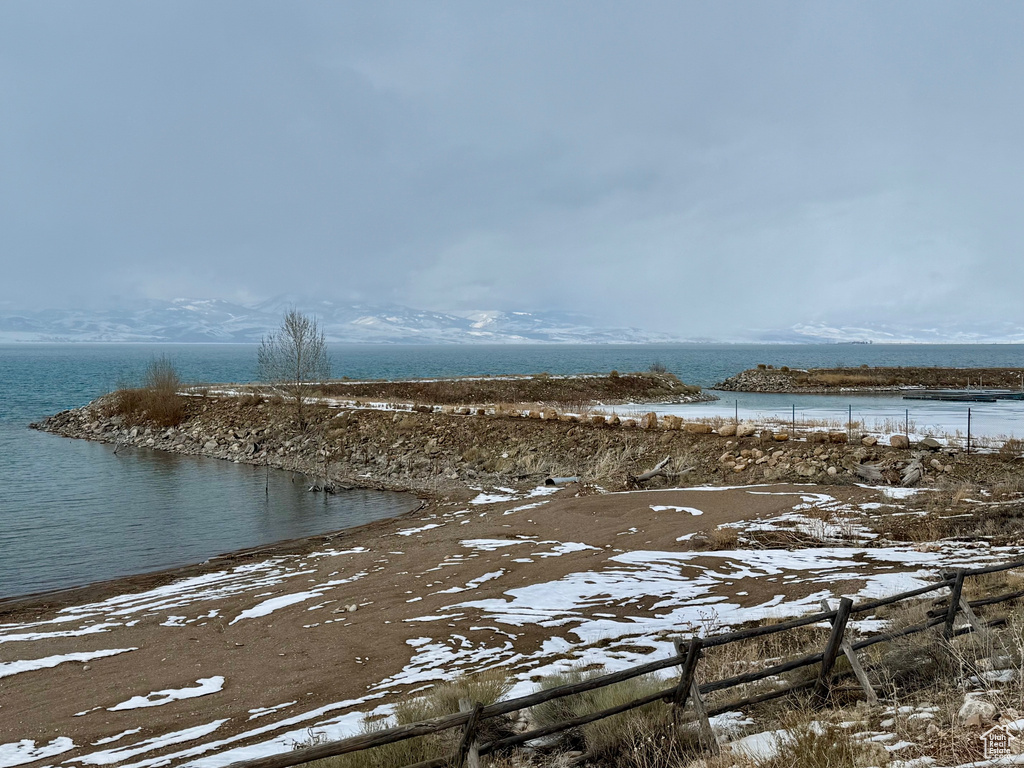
[2,342,1023,599]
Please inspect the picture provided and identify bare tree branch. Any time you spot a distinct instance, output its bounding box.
[257,308,331,426]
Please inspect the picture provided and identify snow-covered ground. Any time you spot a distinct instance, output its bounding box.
[608,390,1024,442]
[2,484,1019,768]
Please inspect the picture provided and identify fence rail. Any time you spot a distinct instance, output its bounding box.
[226,559,1024,768]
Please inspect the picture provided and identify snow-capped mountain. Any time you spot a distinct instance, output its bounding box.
[0,298,682,344]
[753,321,1024,345]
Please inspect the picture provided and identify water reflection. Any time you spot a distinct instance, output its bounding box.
[1,438,417,599]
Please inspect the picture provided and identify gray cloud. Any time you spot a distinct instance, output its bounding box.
[2,1,1022,337]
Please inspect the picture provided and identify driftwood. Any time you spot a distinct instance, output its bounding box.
[853,462,883,483]
[901,453,925,487]
[626,458,695,488]
[308,479,350,494]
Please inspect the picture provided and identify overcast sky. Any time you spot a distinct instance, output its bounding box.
[2,1,1022,336]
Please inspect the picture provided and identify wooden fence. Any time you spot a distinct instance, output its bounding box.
[225,559,1024,768]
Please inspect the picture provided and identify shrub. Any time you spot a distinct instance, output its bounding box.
[533,668,672,760]
[999,438,1024,461]
[750,717,870,768]
[312,670,513,768]
[649,361,668,374]
[757,363,767,370]
[109,356,186,427]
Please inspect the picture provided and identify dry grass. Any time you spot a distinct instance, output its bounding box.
[107,356,187,427]
[532,669,675,764]
[316,372,701,406]
[308,670,513,768]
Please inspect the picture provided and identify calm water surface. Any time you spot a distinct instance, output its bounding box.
[2,343,1023,598]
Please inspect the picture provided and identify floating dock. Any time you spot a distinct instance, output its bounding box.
[903,389,1024,402]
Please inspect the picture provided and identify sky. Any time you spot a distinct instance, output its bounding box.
[1,1,1023,338]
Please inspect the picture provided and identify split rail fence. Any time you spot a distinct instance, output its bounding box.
[226,559,1024,768]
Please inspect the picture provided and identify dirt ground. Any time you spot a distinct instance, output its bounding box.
[3,481,948,768]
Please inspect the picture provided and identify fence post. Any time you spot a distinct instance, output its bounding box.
[456,699,483,768]
[672,638,718,755]
[814,597,852,704]
[821,598,877,706]
[944,570,967,640]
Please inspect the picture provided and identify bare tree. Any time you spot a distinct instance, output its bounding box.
[257,309,331,425]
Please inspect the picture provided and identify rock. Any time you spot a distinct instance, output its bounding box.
[641,412,658,429]
[958,694,997,725]
[736,422,757,438]
[662,415,682,430]
[919,437,942,450]
[926,722,940,737]
[622,419,637,428]
[827,466,837,476]
[774,432,789,441]
[590,415,607,426]
[717,423,737,437]
[795,462,817,478]
[861,435,878,446]
[685,422,712,434]
[203,440,219,451]
[828,432,848,444]
[890,434,911,449]
[930,458,943,470]
[809,432,828,443]
[607,415,621,427]
[854,741,889,767]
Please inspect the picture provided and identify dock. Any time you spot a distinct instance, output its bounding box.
[903,389,1024,403]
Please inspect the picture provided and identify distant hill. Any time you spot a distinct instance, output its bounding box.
[0,298,683,344]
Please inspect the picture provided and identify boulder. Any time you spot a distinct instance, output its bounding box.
[590,415,607,426]
[717,423,737,437]
[641,412,658,429]
[890,434,911,449]
[795,462,818,478]
[855,741,890,767]
[828,432,848,444]
[773,432,790,441]
[203,440,219,451]
[861,435,878,447]
[736,422,757,438]
[607,415,621,427]
[685,422,713,434]
[662,415,683,430]
[919,437,942,450]
[958,694,997,725]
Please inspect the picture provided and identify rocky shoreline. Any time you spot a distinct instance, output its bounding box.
[32,387,1004,501]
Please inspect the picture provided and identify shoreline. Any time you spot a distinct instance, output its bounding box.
[0,494,431,616]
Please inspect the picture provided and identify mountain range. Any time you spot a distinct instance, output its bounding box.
[0,298,680,344]
[2,299,1023,344]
